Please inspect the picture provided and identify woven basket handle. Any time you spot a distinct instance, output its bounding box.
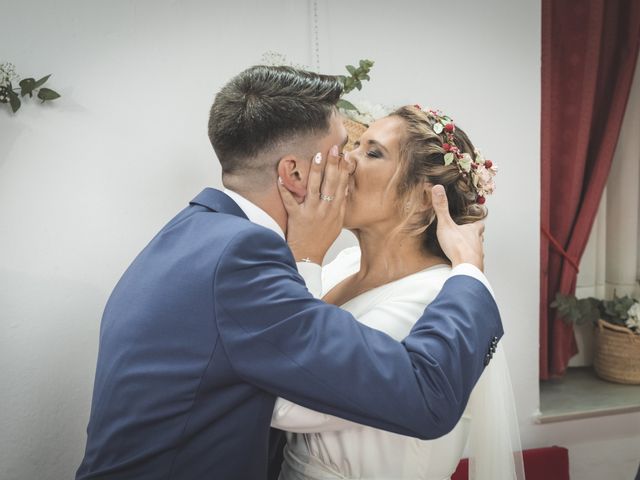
[597,318,640,343]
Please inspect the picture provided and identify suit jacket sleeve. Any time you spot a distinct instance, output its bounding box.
[214,227,503,440]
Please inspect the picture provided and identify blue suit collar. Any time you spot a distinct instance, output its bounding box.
[189,188,248,220]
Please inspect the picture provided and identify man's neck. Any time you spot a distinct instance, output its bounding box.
[226,186,288,236]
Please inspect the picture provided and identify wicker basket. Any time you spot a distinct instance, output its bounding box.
[593,318,640,384]
[343,117,368,152]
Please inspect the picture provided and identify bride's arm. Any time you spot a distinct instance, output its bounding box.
[270,295,427,433]
[270,256,360,432]
[272,397,361,432]
[295,261,323,299]
[296,246,360,299]
[270,266,359,436]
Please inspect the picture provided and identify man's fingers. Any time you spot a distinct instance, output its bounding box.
[431,185,455,226]
[277,177,300,212]
[307,152,323,197]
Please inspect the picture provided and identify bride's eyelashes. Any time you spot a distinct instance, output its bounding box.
[352,141,382,159]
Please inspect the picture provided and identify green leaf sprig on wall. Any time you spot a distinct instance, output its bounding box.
[0,63,61,113]
[336,59,374,112]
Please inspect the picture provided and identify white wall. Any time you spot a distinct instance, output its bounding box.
[1,1,638,479]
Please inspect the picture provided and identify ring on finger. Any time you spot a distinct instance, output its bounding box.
[319,193,334,202]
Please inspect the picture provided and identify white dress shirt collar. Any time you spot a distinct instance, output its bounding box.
[223,189,285,240]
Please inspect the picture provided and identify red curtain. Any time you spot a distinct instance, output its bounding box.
[540,0,640,380]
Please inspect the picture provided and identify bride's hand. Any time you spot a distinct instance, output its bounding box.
[278,145,351,264]
[431,185,485,271]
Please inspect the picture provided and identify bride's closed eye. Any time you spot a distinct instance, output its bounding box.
[353,141,382,159]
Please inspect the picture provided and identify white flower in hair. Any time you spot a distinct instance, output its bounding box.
[458,153,473,173]
[474,165,496,196]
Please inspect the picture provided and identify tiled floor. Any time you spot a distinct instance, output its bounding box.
[539,367,640,423]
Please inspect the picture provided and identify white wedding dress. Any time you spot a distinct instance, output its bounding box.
[272,247,524,480]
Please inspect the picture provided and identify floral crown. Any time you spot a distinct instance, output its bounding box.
[414,105,497,205]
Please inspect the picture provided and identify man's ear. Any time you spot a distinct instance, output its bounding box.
[277,155,308,203]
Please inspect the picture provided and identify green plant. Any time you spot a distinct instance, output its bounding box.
[336,59,374,112]
[0,62,61,113]
[259,53,382,124]
[551,292,640,333]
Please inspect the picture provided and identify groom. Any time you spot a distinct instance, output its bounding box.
[76,66,503,480]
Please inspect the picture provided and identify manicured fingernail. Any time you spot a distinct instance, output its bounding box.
[314,152,322,164]
[330,145,339,156]
[278,176,283,184]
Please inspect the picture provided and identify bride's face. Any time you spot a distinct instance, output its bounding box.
[344,115,407,230]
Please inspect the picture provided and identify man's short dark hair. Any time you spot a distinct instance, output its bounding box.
[208,65,343,175]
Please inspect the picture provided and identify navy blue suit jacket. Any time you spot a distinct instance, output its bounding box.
[76,188,503,480]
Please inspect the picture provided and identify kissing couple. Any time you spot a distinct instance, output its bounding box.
[77,65,524,480]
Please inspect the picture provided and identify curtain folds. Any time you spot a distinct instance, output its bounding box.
[540,0,640,379]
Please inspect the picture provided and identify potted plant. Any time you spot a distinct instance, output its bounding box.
[552,292,640,384]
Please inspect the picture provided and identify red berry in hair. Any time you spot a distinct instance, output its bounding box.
[443,143,451,151]
[414,104,422,109]
[477,195,486,205]
[484,160,493,168]
[445,123,455,132]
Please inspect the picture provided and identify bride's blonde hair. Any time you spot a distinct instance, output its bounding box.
[390,106,488,260]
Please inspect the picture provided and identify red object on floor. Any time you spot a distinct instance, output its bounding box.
[451,446,570,480]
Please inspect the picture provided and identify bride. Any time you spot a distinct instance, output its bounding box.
[272,106,525,480]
